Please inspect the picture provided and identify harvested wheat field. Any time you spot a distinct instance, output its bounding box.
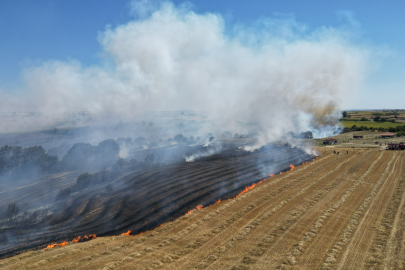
[1,148,404,270]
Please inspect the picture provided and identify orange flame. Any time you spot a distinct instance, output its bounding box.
[45,241,69,249]
[83,234,97,240]
[72,236,81,243]
[186,204,205,215]
[120,230,131,236]
[44,233,97,250]
[280,172,283,175]
[235,178,266,198]
[270,174,274,177]
[289,164,294,171]
[214,199,221,204]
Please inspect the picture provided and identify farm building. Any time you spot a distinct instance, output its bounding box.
[353,135,363,139]
[380,132,396,138]
[323,138,338,145]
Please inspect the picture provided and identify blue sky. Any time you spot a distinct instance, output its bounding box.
[0,0,404,109]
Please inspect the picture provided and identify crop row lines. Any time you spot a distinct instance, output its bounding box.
[134,154,341,268]
[320,153,399,269]
[191,153,359,269]
[365,153,404,270]
[278,151,384,269]
[230,176,345,270]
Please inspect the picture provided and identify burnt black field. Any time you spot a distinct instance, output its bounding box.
[0,143,314,258]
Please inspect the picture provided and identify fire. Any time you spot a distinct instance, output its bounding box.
[83,234,96,241]
[72,236,81,243]
[186,204,205,215]
[235,178,266,198]
[45,241,69,249]
[44,157,318,251]
[44,234,97,250]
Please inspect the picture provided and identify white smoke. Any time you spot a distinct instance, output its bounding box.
[185,141,222,162]
[0,1,368,142]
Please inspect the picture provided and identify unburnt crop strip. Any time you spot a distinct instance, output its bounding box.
[278,152,384,269]
[320,153,399,269]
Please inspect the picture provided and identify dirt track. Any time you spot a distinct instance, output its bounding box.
[1,148,404,269]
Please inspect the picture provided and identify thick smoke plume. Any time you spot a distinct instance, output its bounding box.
[0,2,367,141]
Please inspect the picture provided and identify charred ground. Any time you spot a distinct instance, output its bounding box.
[0,142,313,259]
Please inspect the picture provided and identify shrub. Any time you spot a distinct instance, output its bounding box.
[221,131,232,139]
[6,203,19,224]
[106,184,113,193]
[174,134,187,144]
[76,173,93,190]
[56,187,71,201]
[145,154,155,164]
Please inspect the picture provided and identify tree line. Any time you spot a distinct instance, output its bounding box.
[0,139,120,177]
[343,125,405,134]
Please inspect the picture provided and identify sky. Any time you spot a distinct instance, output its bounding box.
[0,0,404,110]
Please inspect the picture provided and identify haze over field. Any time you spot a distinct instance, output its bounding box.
[2,2,405,266]
[0,1,369,143]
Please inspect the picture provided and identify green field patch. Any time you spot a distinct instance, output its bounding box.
[341,120,405,129]
[340,120,405,129]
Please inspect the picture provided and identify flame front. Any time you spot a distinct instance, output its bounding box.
[186,204,205,215]
[235,178,266,198]
[43,159,318,251]
[44,234,96,250]
[72,236,81,243]
[45,241,69,249]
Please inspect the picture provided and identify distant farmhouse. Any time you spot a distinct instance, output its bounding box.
[323,138,338,145]
[380,132,396,138]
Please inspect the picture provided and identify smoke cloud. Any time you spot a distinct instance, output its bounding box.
[0,1,368,141]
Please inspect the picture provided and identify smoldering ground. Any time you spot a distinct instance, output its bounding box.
[0,140,315,258]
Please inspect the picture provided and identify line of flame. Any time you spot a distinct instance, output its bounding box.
[43,158,319,250]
